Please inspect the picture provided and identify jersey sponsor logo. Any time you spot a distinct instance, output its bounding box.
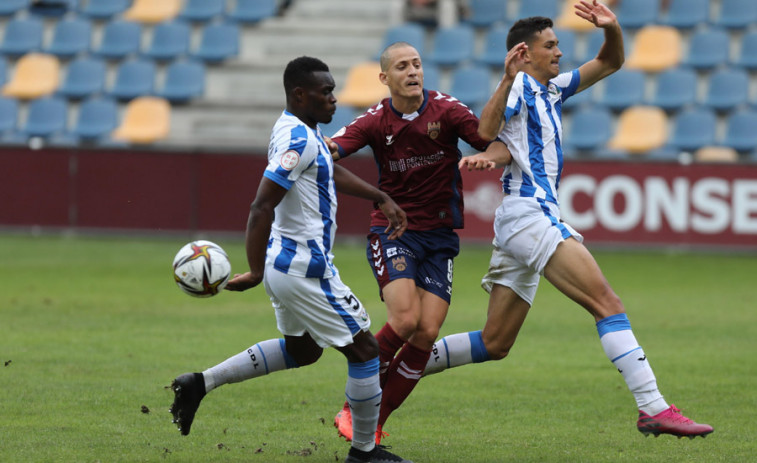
[427,121,441,140]
[385,134,395,145]
[280,150,300,170]
[391,256,407,271]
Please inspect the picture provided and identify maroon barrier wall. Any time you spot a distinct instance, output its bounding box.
[2,147,756,250]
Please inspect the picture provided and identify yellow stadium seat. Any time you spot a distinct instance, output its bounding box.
[694,146,739,163]
[123,0,181,23]
[112,96,171,144]
[607,105,668,154]
[556,0,596,32]
[2,53,60,100]
[625,26,682,72]
[337,62,389,108]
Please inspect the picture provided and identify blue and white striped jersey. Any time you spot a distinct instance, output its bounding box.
[263,110,337,279]
[499,69,580,205]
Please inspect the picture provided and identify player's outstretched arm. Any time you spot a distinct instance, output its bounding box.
[459,140,512,171]
[574,0,624,92]
[333,163,407,239]
[478,42,527,140]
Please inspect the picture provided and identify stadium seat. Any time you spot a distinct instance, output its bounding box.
[714,0,757,29]
[563,106,613,152]
[2,53,60,99]
[0,57,6,87]
[648,66,698,112]
[337,61,388,108]
[422,63,441,91]
[666,107,717,153]
[144,20,191,61]
[319,105,357,138]
[625,26,681,72]
[0,17,44,57]
[157,60,205,103]
[0,0,28,16]
[227,0,278,23]
[192,22,240,62]
[556,0,595,32]
[694,146,739,163]
[0,96,19,135]
[426,25,475,67]
[22,96,68,138]
[702,67,749,112]
[661,0,710,29]
[449,65,491,108]
[684,28,731,70]
[94,20,142,60]
[45,17,92,59]
[71,96,118,141]
[109,58,156,100]
[596,69,645,111]
[376,23,426,59]
[180,0,226,22]
[29,0,79,17]
[562,85,594,111]
[80,0,130,19]
[554,28,577,68]
[607,105,668,154]
[477,26,509,68]
[616,0,660,29]
[581,29,632,63]
[112,96,171,144]
[722,109,757,152]
[734,30,757,71]
[123,0,181,24]
[57,56,106,99]
[465,0,508,29]
[513,0,559,22]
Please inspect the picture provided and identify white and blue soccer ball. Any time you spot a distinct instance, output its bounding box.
[172,240,231,297]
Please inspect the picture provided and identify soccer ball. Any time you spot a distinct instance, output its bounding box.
[172,240,232,297]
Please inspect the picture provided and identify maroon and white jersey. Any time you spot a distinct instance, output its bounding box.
[332,89,490,230]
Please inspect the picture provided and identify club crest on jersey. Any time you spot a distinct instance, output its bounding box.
[280,150,300,170]
[427,121,441,140]
[391,256,407,271]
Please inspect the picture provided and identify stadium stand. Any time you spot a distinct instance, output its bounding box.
[625,25,682,72]
[595,68,645,111]
[562,85,594,112]
[109,58,156,101]
[735,30,757,71]
[0,96,19,137]
[702,67,750,112]
[616,0,661,30]
[556,0,595,32]
[607,106,668,154]
[227,0,279,24]
[694,146,739,163]
[665,107,718,153]
[0,0,28,17]
[2,53,60,99]
[94,20,142,60]
[29,0,79,17]
[192,22,240,62]
[684,27,731,70]
[514,0,559,22]
[449,64,491,108]
[123,0,181,24]
[722,109,757,153]
[0,57,6,87]
[157,60,206,103]
[0,17,44,57]
[143,20,191,61]
[45,17,93,59]
[377,23,427,59]
[180,0,226,23]
[112,96,170,144]
[662,0,711,29]
[422,63,441,91]
[336,61,387,108]
[477,26,510,68]
[70,96,119,142]
[714,0,757,29]
[79,0,130,19]
[553,28,576,68]
[22,96,68,139]
[465,0,508,29]
[563,106,613,153]
[648,66,698,112]
[57,56,107,99]
[426,24,475,67]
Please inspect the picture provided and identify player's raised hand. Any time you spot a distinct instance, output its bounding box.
[574,0,618,28]
[225,271,262,291]
[323,135,340,160]
[504,42,528,80]
[459,154,498,171]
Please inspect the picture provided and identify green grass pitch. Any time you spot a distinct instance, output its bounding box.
[1,234,754,462]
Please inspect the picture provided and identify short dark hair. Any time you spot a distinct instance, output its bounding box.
[283,56,330,94]
[507,16,554,50]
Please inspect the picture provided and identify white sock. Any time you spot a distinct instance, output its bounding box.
[597,315,668,415]
[202,339,297,393]
[346,359,381,452]
[424,331,490,376]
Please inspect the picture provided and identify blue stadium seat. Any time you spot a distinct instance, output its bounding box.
[29,0,79,17]
[684,28,731,70]
[157,60,205,102]
[180,0,225,22]
[71,96,118,141]
[666,107,717,152]
[554,28,577,68]
[192,22,240,62]
[702,67,749,112]
[616,0,660,29]
[722,109,757,152]
[562,85,594,111]
[320,106,357,138]
[377,23,426,59]
[563,106,612,153]
[596,69,645,111]
[23,96,68,138]
[0,0,28,16]
[80,0,131,19]
[477,26,509,68]
[45,17,92,58]
[581,29,631,63]
[648,67,698,112]
[109,58,156,100]
[714,0,757,29]
[662,0,710,29]
[449,65,491,108]
[514,0,559,21]
[227,0,277,23]
[0,17,44,57]
[426,25,475,67]
[422,63,441,91]
[0,56,6,87]
[0,96,19,135]
[465,0,508,28]
[144,20,191,60]
[94,20,142,60]
[57,56,107,99]
[735,30,757,71]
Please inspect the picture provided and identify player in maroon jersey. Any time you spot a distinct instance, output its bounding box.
[326,41,510,443]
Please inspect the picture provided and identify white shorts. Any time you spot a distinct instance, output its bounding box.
[263,262,371,348]
[481,195,583,306]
